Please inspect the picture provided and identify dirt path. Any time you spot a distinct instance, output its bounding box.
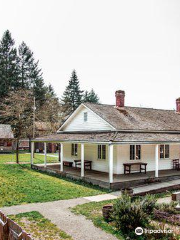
[1,197,118,240]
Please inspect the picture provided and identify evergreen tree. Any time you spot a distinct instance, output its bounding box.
[18,41,47,105]
[18,41,33,89]
[29,59,46,105]
[0,30,19,98]
[61,70,83,117]
[83,89,99,103]
[46,84,56,97]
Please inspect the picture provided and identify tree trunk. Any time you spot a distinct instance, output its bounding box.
[16,139,19,164]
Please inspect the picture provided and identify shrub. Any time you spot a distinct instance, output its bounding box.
[141,194,156,215]
[155,201,178,215]
[111,194,157,238]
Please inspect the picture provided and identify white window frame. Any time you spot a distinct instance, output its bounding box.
[84,112,88,122]
[160,144,170,159]
[97,145,106,160]
[130,145,141,160]
[71,143,78,156]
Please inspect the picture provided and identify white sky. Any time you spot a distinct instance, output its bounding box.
[0,0,180,109]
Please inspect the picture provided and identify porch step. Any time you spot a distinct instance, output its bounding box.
[132,178,180,196]
[110,174,180,190]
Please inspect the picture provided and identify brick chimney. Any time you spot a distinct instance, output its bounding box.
[115,90,125,107]
[176,98,180,113]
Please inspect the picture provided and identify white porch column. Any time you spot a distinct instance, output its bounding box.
[44,142,47,167]
[60,143,63,172]
[81,143,85,177]
[109,144,114,183]
[155,144,159,178]
[31,141,34,165]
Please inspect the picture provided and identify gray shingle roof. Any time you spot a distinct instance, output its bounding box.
[0,124,14,139]
[34,131,180,143]
[84,103,180,131]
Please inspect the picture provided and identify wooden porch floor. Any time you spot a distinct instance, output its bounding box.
[34,163,180,183]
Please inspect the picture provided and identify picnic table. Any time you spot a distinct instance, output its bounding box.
[74,160,92,170]
[123,162,147,174]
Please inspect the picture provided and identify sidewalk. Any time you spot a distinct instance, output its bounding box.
[1,178,180,240]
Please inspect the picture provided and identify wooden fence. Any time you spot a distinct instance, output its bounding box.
[0,211,32,240]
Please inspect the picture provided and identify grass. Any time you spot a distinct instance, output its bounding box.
[0,153,107,207]
[0,152,59,164]
[9,211,72,240]
[71,200,124,240]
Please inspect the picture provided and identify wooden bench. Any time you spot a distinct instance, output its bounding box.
[123,162,147,174]
[74,160,92,170]
[172,159,180,170]
[63,161,73,167]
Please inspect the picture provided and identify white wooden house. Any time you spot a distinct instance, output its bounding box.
[31,90,180,189]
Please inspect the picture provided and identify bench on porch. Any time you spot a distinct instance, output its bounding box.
[123,162,147,174]
[63,161,73,167]
[172,159,180,170]
[74,160,92,170]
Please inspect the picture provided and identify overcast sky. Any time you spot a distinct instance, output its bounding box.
[1,0,180,109]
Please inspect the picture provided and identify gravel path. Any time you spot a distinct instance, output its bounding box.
[1,198,118,240]
[2,179,180,239]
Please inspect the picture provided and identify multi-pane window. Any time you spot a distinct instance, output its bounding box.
[84,112,88,122]
[71,144,78,156]
[98,145,106,159]
[130,145,141,160]
[160,145,169,159]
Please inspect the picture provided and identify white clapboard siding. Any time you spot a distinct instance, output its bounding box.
[63,143,180,175]
[116,144,180,174]
[62,143,118,174]
[62,106,114,131]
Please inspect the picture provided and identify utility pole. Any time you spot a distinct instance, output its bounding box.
[33,97,36,138]
[32,97,36,158]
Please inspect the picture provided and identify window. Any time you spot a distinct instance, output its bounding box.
[71,144,78,156]
[160,145,169,159]
[84,112,88,122]
[98,145,106,159]
[130,145,141,160]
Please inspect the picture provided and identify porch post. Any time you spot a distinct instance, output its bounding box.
[155,144,159,178]
[31,141,34,165]
[60,143,63,171]
[44,142,47,167]
[58,143,61,162]
[81,143,84,177]
[109,144,114,183]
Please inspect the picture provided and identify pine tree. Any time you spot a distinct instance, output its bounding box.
[0,30,19,98]
[29,59,46,105]
[18,41,34,89]
[61,70,83,117]
[83,89,99,103]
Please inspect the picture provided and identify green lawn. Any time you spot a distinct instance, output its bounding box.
[0,152,59,164]
[0,164,106,207]
[9,211,72,240]
[0,153,107,207]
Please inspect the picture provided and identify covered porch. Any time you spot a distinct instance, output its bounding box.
[30,131,180,190]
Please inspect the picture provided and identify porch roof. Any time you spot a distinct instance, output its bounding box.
[33,131,180,144]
